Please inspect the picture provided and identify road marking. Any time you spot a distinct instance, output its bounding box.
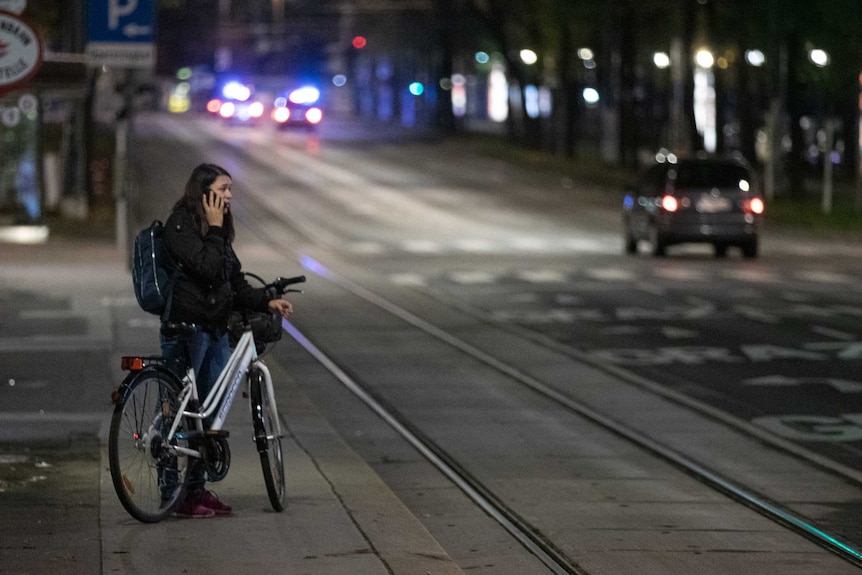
[448,271,498,284]
[811,325,857,341]
[514,270,568,283]
[348,241,386,254]
[753,414,862,442]
[402,239,442,253]
[731,304,780,324]
[743,375,862,393]
[453,238,496,252]
[661,327,699,339]
[389,273,427,287]
[586,268,635,281]
[796,270,853,284]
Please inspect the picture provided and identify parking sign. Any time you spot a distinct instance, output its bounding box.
[86,0,155,69]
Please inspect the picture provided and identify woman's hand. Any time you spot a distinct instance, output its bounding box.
[203,191,225,227]
[268,299,293,319]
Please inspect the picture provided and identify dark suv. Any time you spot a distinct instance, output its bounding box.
[622,154,764,258]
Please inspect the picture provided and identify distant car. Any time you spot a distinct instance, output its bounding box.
[271,86,323,131]
[212,81,267,125]
[623,153,764,258]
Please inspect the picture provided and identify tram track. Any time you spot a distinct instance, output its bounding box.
[281,254,862,571]
[172,115,862,572]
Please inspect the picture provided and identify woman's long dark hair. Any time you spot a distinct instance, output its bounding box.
[173,163,235,241]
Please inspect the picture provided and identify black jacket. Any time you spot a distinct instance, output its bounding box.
[163,208,269,333]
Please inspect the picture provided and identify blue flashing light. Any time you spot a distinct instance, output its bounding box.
[222,81,251,102]
[288,86,320,105]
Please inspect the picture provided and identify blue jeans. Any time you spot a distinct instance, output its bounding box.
[160,327,231,493]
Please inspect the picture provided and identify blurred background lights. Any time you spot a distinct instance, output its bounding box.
[451,74,466,117]
[222,81,251,101]
[176,67,192,80]
[695,49,714,68]
[408,82,424,96]
[582,87,600,105]
[519,49,538,65]
[577,47,593,60]
[488,63,509,122]
[288,86,320,104]
[745,49,765,67]
[352,35,367,49]
[475,51,489,64]
[525,85,539,118]
[332,74,347,87]
[653,52,671,69]
[809,48,829,67]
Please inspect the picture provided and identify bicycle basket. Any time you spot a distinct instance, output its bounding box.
[227,311,282,347]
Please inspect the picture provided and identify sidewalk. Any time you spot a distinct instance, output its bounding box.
[0,227,464,575]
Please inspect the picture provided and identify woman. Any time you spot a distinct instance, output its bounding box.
[161,163,293,518]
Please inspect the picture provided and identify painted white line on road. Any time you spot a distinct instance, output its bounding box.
[796,270,853,284]
[811,325,858,341]
[402,239,442,253]
[389,273,427,287]
[586,268,635,281]
[514,270,568,283]
[448,271,498,284]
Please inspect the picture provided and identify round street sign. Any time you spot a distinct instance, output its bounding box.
[0,10,42,93]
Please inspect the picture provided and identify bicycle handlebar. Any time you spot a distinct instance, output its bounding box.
[271,275,306,295]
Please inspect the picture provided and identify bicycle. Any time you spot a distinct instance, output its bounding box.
[108,273,305,523]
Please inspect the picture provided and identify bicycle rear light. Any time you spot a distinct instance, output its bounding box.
[121,356,145,371]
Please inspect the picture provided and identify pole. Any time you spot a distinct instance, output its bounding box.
[822,118,834,214]
[114,70,132,261]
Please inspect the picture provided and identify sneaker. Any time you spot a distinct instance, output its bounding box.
[173,495,216,519]
[198,490,233,515]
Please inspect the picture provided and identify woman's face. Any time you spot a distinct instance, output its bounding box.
[210,175,232,213]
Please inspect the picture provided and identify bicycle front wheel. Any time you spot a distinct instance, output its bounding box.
[108,367,192,523]
[250,367,285,511]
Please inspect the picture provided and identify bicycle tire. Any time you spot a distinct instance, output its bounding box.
[250,366,285,511]
[108,366,192,523]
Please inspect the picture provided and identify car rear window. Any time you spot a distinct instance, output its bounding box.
[673,162,750,189]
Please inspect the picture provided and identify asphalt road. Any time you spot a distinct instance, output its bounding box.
[4,111,862,574]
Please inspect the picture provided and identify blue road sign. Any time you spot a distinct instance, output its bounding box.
[87,0,155,44]
[86,0,155,68]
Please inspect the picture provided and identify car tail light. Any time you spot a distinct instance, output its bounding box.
[660,195,679,212]
[305,107,323,124]
[219,101,235,118]
[746,197,765,214]
[249,102,264,118]
[271,107,290,123]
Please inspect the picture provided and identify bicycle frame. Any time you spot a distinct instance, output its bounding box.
[167,329,282,459]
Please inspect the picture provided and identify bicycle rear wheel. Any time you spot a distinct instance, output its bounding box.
[250,366,285,511]
[108,367,192,523]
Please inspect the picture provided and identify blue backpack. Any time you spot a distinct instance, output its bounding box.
[132,220,177,317]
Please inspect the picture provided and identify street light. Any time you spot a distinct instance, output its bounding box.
[808,48,829,68]
[745,49,765,67]
[695,49,714,69]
